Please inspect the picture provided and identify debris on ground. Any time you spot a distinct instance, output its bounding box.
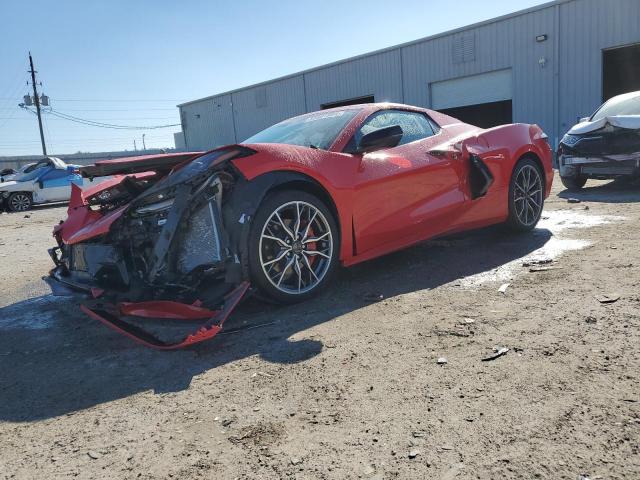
[437,357,448,365]
[228,423,284,447]
[529,266,558,272]
[522,259,553,267]
[481,347,510,362]
[460,318,476,324]
[595,293,620,304]
[408,449,420,459]
[567,198,582,203]
[86,451,100,460]
[290,457,302,465]
[498,283,510,294]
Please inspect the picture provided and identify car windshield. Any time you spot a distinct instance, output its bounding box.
[591,92,640,121]
[242,109,361,150]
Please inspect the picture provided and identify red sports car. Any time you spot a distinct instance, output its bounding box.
[46,103,553,348]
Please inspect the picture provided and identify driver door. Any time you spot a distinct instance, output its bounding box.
[36,168,80,202]
[351,110,466,256]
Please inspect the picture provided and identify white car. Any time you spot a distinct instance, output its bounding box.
[0,157,100,212]
[0,163,36,183]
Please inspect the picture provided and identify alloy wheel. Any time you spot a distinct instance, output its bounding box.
[259,200,333,295]
[513,165,543,226]
[9,193,31,212]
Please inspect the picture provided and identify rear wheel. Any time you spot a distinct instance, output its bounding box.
[560,174,587,191]
[506,158,544,232]
[248,190,339,304]
[8,192,32,212]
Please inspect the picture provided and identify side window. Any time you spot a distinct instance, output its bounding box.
[350,110,437,151]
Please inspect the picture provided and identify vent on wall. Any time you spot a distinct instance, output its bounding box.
[452,33,476,64]
[255,88,267,108]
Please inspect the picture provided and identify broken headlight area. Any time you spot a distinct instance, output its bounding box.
[46,146,257,349]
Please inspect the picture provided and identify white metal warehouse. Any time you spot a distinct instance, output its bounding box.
[177,0,640,151]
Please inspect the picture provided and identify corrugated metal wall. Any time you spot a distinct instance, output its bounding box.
[558,0,640,138]
[304,50,404,110]
[231,76,307,141]
[179,0,640,151]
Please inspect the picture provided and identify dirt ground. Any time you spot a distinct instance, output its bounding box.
[0,174,638,480]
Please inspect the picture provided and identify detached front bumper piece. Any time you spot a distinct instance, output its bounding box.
[78,282,249,350]
[558,154,640,178]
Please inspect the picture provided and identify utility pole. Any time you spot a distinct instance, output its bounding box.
[142,133,146,150]
[134,139,137,151]
[28,52,47,156]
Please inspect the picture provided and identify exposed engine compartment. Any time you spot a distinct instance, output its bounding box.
[49,148,253,306]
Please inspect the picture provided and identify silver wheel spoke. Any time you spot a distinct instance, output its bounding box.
[293,202,301,238]
[274,211,295,240]
[301,253,319,281]
[305,250,330,259]
[528,196,541,209]
[303,232,330,244]
[262,249,289,267]
[293,258,303,292]
[263,234,289,249]
[276,256,296,287]
[302,211,318,241]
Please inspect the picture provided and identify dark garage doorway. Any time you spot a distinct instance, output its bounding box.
[439,99,513,128]
[321,95,374,110]
[603,43,640,101]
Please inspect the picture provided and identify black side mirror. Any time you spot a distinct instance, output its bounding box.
[357,125,403,153]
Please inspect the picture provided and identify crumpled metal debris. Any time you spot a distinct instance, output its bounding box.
[481,346,509,361]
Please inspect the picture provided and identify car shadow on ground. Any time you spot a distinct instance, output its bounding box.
[558,178,640,203]
[0,224,552,422]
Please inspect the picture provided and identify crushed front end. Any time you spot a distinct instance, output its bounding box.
[558,121,640,179]
[46,148,256,349]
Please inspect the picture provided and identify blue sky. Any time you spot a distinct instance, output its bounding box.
[0,0,548,156]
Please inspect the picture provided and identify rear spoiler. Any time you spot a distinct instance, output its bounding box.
[79,152,204,178]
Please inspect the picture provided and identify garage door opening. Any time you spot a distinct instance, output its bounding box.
[603,43,640,102]
[321,95,374,110]
[430,69,513,128]
[439,100,512,128]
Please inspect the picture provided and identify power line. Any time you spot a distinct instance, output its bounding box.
[21,106,181,130]
[0,97,186,102]
[0,73,29,129]
[1,115,179,121]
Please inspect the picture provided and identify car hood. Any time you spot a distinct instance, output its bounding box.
[79,152,204,178]
[0,180,27,192]
[568,115,640,135]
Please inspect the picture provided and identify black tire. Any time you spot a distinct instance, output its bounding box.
[248,189,339,304]
[506,158,545,232]
[560,174,587,191]
[7,192,33,212]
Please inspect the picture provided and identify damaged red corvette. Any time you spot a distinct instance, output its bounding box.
[45,103,553,349]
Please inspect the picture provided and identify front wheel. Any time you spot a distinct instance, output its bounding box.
[248,189,339,304]
[560,174,587,191]
[506,158,545,232]
[8,192,33,212]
